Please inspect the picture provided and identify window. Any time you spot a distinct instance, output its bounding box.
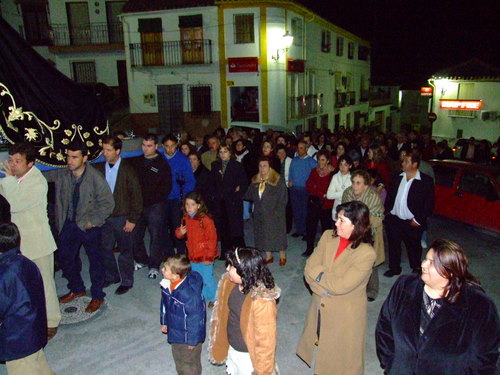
[234,14,254,44]
[291,18,303,46]
[459,171,498,200]
[336,37,344,56]
[433,165,457,188]
[106,1,126,43]
[321,30,331,52]
[458,83,474,99]
[230,86,259,122]
[21,4,50,45]
[189,85,212,115]
[358,45,370,61]
[72,62,96,84]
[348,42,354,59]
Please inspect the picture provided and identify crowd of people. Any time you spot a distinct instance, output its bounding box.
[0,125,498,375]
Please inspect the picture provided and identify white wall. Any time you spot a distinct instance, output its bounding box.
[123,7,220,114]
[431,80,500,142]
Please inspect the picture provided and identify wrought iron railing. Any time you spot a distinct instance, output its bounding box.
[289,94,324,119]
[129,40,213,67]
[335,90,356,107]
[50,22,123,46]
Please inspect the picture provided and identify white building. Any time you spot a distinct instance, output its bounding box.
[428,59,500,143]
[1,0,128,97]
[121,0,371,136]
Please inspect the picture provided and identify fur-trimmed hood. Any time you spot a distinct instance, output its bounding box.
[251,168,281,186]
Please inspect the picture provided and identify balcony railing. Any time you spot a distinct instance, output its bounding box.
[289,94,323,119]
[50,22,123,46]
[335,90,356,107]
[129,40,213,68]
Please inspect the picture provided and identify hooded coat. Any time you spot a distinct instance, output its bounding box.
[209,273,281,375]
[160,271,206,347]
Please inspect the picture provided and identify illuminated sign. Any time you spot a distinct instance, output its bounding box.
[228,57,259,72]
[439,100,482,111]
[420,87,433,96]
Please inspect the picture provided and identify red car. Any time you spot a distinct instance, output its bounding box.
[429,160,500,233]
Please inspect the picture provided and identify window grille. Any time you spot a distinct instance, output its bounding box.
[234,14,254,44]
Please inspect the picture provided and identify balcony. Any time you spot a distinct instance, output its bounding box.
[289,94,323,119]
[129,40,213,68]
[48,23,124,52]
[335,90,356,107]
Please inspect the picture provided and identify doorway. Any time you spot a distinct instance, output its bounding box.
[157,85,183,134]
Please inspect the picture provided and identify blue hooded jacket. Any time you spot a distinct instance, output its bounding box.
[0,247,47,361]
[160,271,206,346]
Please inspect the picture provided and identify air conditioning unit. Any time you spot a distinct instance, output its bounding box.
[481,111,490,121]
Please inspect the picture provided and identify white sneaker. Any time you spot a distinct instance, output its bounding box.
[134,262,145,271]
[148,269,159,279]
[421,240,428,249]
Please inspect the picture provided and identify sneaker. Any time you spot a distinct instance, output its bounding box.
[421,240,428,249]
[148,269,159,279]
[134,262,145,271]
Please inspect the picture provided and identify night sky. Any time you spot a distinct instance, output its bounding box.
[301,0,500,87]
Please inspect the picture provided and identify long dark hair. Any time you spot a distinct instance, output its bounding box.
[335,201,373,248]
[225,247,275,294]
[430,239,482,303]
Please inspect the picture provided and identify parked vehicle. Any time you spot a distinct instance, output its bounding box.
[429,160,500,233]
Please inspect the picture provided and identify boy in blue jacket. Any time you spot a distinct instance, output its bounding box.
[0,222,55,375]
[160,254,206,374]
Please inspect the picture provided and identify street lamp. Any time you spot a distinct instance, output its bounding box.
[272,31,294,62]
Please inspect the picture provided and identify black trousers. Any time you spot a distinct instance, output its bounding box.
[385,213,424,272]
[217,200,245,259]
[305,199,333,254]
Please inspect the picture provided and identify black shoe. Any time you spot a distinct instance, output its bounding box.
[383,269,402,278]
[103,280,120,288]
[115,285,132,295]
[291,232,301,237]
[367,297,376,302]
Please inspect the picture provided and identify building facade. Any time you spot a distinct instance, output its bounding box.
[428,59,500,143]
[1,0,127,97]
[121,0,371,135]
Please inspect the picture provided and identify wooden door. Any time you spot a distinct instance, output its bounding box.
[66,2,90,45]
[141,32,164,66]
[180,27,204,64]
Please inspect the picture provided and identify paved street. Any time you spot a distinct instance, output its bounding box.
[1,215,498,375]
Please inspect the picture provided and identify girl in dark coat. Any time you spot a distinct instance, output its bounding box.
[244,157,288,266]
[208,145,248,259]
[376,239,499,375]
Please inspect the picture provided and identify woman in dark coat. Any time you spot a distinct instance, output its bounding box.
[244,156,288,266]
[208,145,247,259]
[376,239,499,375]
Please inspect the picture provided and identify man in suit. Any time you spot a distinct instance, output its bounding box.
[383,150,434,277]
[96,135,143,295]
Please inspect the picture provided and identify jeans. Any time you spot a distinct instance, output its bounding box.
[165,199,186,256]
[191,262,217,303]
[290,186,308,235]
[102,216,134,287]
[133,201,167,269]
[58,220,105,300]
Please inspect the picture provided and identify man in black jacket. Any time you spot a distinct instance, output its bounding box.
[384,151,434,277]
[96,136,143,295]
[129,133,172,279]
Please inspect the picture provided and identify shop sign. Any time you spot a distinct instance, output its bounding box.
[287,59,305,73]
[439,100,482,110]
[228,57,259,72]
